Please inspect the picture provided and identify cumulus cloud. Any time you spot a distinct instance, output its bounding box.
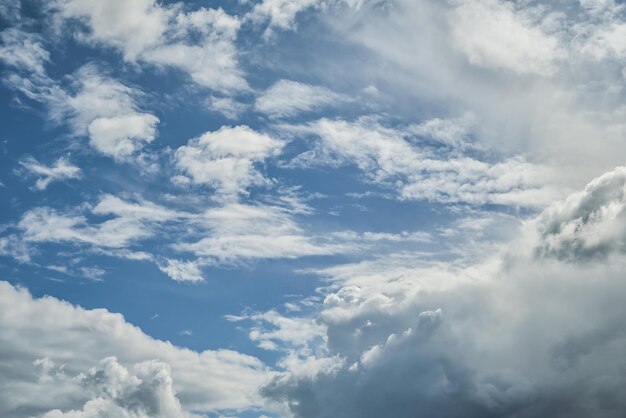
[36,357,200,418]
[174,126,284,196]
[3,63,160,160]
[535,166,626,261]
[19,156,82,190]
[255,79,347,118]
[257,166,626,418]
[0,281,271,417]
[156,258,204,283]
[53,0,247,91]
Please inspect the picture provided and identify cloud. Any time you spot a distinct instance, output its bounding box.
[255,79,347,118]
[53,0,172,60]
[0,281,271,417]
[174,126,284,196]
[449,0,563,76]
[17,194,182,249]
[60,65,160,160]
[157,258,204,283]
[3,63,160,161]
[0,28,50,76]
[535,166,626,261]
[87,113,159,159]
[327,0,626,189]
[247,0,321,30]
[19,156,82,190]
[258,166,626,418]
[175,202,348,263]
[53,0,248,91]
[287,117,560,207]
[36,357,200,418]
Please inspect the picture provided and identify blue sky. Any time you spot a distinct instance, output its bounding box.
[2,0,626,417]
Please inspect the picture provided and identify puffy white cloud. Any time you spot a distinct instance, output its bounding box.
[53,0,172,60]
[87,113,159,159]
[156,258,204,283]
[255,79,347,118]
[19,156,82,190]
[36,357,200,418]
[53,0,248,91]
[0,281,271,417]
[174,126,284,196]
[3,63,160,160]
[60,66,160,160]
[535,166,626,261]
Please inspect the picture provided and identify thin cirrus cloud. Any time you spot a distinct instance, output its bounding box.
[255,79,349,118]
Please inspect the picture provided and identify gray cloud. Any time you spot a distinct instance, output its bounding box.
[259,166,626,418]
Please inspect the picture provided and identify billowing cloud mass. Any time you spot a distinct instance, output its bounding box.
[2,0,626,417]
[259,167,626,418]
[0,281,270,417]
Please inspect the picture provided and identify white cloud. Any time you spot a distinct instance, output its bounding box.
[535,166,626,261]
[53,0,173,60]
[207,96,249,119]
[449,0,563,76]
[0,282,271,417]
[19,156,82,190]
[60,66,160,160]
[87,113,159,159]
[288,117,561,207]
[255,79,347,118]
[157,258,204,283]
[53,0,248,92]
[581,22,626,60]
[0,28,50,75]
[174,126,284,196]
[36,357,201,418]
[247,0,320,30]
[175,202,347,263]
[3,63,160,160]
[17,194,182,249]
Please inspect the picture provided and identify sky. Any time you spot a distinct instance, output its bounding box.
[1,0,626,417]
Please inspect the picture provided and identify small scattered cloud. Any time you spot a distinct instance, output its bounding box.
[19,156,82,190]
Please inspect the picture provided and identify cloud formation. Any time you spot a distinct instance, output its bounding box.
[0,281,271,417]
[259,166,626,418]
